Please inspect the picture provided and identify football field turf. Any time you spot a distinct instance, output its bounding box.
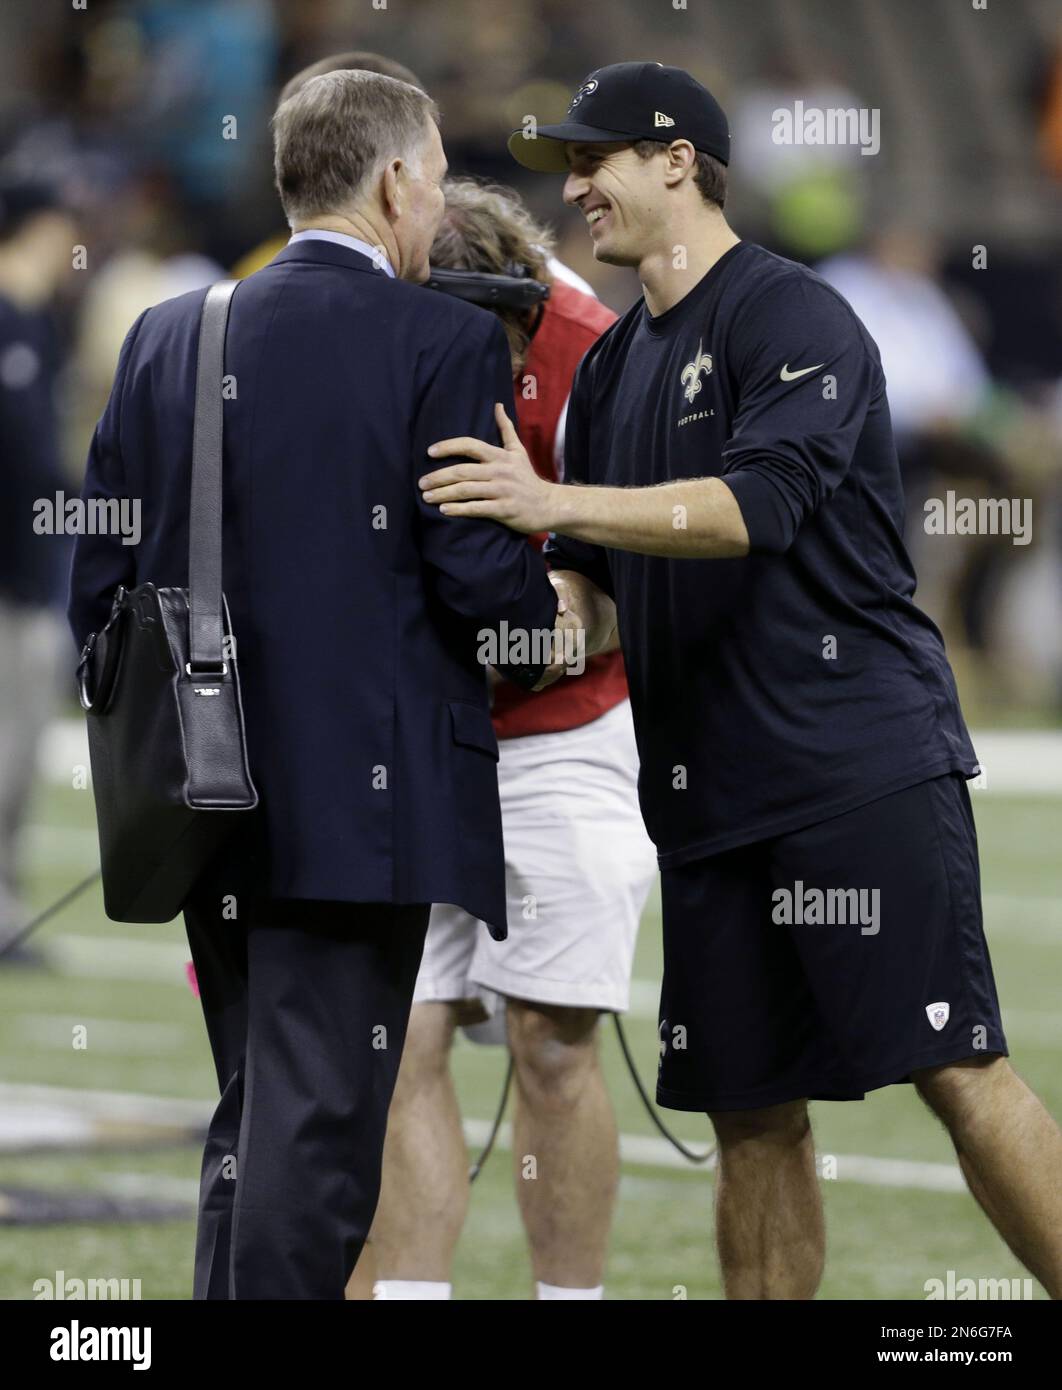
[1,767,1059,1300]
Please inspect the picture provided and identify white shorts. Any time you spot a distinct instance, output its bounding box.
[414,699,658,1016]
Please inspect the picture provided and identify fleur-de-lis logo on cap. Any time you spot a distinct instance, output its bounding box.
[568,77,599,112]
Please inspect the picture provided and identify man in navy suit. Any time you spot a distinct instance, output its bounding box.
[68,69,558,1299]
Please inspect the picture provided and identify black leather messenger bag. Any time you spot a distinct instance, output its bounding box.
[76,280,258,922]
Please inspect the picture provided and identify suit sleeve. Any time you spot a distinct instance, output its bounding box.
[413,312,557,639]
[66,311,147,649]
[541,354,615,599]
[721,277,876,555]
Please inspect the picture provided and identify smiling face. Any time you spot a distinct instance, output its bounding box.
[562,141,666,267]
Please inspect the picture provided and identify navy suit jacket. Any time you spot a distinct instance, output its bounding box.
[68,239,557,938]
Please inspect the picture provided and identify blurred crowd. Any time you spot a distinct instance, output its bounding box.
[2,0,1062,932]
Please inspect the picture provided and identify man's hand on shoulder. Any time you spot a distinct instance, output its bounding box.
[421,403,560,534]
[422,403,749,559]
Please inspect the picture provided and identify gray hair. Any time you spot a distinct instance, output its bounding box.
[272,69,439,225]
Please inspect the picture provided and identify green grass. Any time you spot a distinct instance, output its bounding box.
[1,780,1058,1299]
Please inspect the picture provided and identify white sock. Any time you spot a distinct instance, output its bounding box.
[536,1281,604,1300]
[373,1279,451,1300]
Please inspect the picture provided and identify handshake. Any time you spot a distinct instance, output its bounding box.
[480,571,617,693]
[533,570,619,691]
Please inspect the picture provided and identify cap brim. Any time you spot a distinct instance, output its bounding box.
[507,123,634,172]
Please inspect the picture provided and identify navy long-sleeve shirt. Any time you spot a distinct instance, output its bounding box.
[546,240,978,864]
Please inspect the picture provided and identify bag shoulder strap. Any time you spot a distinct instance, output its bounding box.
[189,279,238,673]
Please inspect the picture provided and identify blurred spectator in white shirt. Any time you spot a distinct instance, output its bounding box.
[819,226,990,439]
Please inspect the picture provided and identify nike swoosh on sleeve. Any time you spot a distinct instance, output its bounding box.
[779,362,825,382]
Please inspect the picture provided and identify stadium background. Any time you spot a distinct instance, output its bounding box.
[1,0,1061,1300]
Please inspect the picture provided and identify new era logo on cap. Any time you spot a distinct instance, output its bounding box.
[654,112,675,127]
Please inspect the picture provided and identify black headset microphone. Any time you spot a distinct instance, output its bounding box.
[423,264,551,311]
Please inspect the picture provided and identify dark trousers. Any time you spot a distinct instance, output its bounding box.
[183,888,429,1299]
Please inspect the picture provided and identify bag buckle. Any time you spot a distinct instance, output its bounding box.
[77,634,97,711]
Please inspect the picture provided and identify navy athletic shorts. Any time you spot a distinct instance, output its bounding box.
[656,773,1008,1112]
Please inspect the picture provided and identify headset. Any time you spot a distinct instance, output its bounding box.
[424,264,551,311]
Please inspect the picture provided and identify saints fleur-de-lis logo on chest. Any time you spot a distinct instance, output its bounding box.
[680,339,714,404]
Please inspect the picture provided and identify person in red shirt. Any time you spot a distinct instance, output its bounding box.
[361,180,657,1301]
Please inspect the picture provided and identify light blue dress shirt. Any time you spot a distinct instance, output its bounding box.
[288,229,395,278]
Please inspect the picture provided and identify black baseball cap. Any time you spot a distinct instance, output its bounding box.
[508,61,730,173]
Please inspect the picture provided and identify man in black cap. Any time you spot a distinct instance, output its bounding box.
[419,62,1062,1299]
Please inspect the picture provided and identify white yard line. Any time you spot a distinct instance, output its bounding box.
[462,1118,965,1192]
[43,935,191,983]
[965,731,1062,795]
[13,1015,189,1054]
[0,1106,97,1151]
[983,893,1062,919]
[0,1082,210,1125]
[96,1173,201,1204]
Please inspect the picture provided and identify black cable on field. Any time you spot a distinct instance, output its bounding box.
[0,870,101,958]
[612,1013,715,1165]
[468,1054,513,1183]
[467,1018,713,1182]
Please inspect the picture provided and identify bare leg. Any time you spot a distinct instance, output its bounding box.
[913,1056,1062,1298]
[361,1002,469,1290]
[709,1099,824,1299]
[507,1000,618,1292]
[345,1240,376,1300]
